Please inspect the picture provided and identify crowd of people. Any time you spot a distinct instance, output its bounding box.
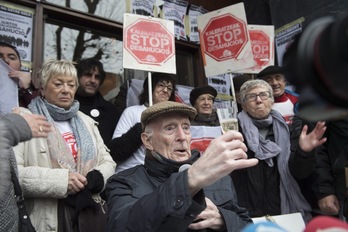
[1,40,348,232]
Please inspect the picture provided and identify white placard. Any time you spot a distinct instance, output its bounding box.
[197,3,254,77]
[0,59,18,115]
[252,213,306,232]
[242,25,275,74]
[123,13,176,74]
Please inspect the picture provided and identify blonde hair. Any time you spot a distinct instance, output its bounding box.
[37,59,78,89]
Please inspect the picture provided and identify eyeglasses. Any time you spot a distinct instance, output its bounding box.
[245,91,271,102]
[157,82,173,93]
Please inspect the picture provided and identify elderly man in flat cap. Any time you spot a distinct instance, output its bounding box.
[105,101,258,232]
[257,65,299,125]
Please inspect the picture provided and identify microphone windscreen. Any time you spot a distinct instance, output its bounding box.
[304,216,348,232]
[179,164,191,172]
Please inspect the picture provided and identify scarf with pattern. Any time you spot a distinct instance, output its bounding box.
[28,97,96,175]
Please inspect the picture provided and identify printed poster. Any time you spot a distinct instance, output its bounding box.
[0,1,34,71]
[275,18,304,66]
[126,0,156,17]
[186,4,208,43]
[161,0,188,41]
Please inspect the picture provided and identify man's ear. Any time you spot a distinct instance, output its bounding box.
[141,132,153,151]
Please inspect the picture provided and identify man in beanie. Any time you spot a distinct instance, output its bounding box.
[75,58,121,148]
[105,101,258,232]
[257,65,299,125]
[190,85,219,126]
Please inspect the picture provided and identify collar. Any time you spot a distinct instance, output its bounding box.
[274,92,288,103]
[75,91,102,105]
[144,150,200,179]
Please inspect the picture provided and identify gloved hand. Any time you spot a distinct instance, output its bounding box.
[65,188,97,226]
[86,170,104,193]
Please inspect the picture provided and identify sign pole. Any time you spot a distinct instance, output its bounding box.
[148,72,153,106]
[229,73,236,103]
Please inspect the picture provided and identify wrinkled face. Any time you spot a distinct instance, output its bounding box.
[142,113,192,162]
[77,67,101,96]
[0,46,21,71]
[194,93,214,114]
[43,75,77,110]
[262,74,286,98]
[153,81,173,104]
[242,87,273,119]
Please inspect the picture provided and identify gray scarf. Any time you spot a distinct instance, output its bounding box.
[238,110,311,222]
[28,97,96,175]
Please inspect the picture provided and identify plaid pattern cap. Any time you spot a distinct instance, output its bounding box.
[141,101,197,129]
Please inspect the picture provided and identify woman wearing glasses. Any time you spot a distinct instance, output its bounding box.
[230,79,326,223]
[109,73,177,174]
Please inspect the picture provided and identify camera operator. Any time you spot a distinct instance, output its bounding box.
[283,12,348,220]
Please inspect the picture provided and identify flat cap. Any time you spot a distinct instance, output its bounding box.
[257,65,285,78]
[141,101,197,129]
[189,85,217,106]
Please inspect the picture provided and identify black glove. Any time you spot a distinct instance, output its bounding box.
[65,188,97,226]
[86,170,104,193]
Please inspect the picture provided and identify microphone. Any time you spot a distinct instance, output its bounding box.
[179,164,191,172]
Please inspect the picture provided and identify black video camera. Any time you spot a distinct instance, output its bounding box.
[283,13,348,121]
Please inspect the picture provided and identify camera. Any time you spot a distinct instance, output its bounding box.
[283,13,348,121]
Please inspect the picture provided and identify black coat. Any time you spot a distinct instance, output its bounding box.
[315,117,348,203]
[231,119,316,218]
[105,151,252,232]
[75,91,120,148]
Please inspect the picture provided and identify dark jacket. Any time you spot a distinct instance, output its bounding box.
[231,121,316,218]
[314,117,348,203]
[105,150,252,232]
[75,91,120,148]
[191,111,220,127]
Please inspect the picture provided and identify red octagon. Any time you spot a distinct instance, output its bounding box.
[201,14,248,62]
[125,19,174,65]
[250,30,270,67]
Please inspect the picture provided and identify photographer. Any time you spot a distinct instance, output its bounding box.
[283,12,348,220]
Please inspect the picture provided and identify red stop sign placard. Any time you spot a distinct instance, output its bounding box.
[201,14,248,62]
[125,19,174,65]
[250,30,270,67]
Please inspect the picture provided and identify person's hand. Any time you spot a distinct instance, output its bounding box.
[188,198,225,231]
[188,130,258,195]
[299,121,327,152]
[318,194,340,215]
[8,70,31,89]
[12,107,52,138]
[68,172,87,195]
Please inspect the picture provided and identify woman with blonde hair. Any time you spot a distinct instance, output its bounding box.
[13,59,116,232]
